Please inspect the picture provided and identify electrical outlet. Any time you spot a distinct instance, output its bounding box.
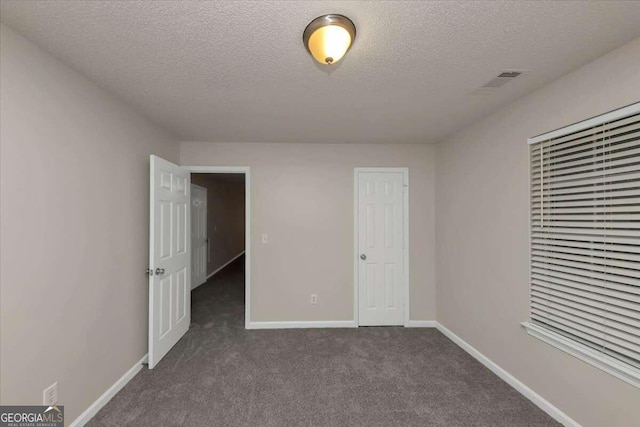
[43,382,58,406]
[310,294,318,304]
[262,233,268,244]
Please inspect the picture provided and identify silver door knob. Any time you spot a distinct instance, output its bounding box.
[360,254,367,260]
[155,268,165,275]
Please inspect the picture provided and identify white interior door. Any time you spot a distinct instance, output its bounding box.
[149,155,191,369]
[191,183,207,289]
[357,170,406,326]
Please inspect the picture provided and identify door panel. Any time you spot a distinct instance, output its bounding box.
[149,155,191,369]
[190,184,207,289]
[358,171,405,326]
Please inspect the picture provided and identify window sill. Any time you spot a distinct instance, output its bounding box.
[521,321,640,389]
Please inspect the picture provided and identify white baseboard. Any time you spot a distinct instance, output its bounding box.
[69,354,148,427]
[247,320,357,329]
[406,320,437,328]
[247,320,437,329]
[193,251,245,291]
[435,322,580,427]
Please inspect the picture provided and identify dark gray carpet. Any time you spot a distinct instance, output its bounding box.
[88,256,558,426]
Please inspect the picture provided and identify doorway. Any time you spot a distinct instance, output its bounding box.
[187,166,250,330]
[190,174,246,291]
[189,171,247,336]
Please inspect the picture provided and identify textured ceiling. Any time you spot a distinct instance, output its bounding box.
[2,1,640,144]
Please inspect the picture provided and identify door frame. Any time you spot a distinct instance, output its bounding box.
[353,167,410,327]
[185,166,251,329]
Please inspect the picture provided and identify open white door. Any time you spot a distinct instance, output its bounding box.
[149,155,191,369]
[191,183,207,289]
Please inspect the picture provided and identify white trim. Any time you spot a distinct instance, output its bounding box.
[184,166,251,329]
[436,323,581,427]
[193,250,246,290]
[405,320,437,328]
[353,170,359,327]
[522,322,640,389]
[70,354,148,427]
[247,321,357,330]
[528,101,640,145]
[353,167,410,327]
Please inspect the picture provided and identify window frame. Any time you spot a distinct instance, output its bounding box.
[522,101,640,389]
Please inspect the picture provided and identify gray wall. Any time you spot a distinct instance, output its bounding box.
[181,142,437,323]
[435,36,640,426]
[0,25,178,423]
[191,174,245,277]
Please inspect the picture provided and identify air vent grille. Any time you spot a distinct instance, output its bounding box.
[481,70,524,88]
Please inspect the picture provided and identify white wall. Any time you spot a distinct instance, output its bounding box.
[0,25,178,424]
[180,142,436,323]
[435,36,640,426]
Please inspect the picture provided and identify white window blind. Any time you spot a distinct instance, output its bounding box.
[526,102,640,387]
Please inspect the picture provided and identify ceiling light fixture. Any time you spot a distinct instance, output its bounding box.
[303,14,356,65]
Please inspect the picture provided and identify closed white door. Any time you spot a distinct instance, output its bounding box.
[191,184,207,289]
[149,155,191,369]
[357,170,406,326]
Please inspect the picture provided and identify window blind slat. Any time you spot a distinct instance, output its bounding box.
[532,231,639,246]
[533,227,640,237]
[532,188,640,202]
[532,221,640,230]
[533,213,640,221]
[534,205,640,214]
[532,196,640,208]
[532,250,640,271]
[531,243,640,261]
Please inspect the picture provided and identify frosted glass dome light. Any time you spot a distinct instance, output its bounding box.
[303,15,356,65]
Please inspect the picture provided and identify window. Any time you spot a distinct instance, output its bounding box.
[523,102,640,388]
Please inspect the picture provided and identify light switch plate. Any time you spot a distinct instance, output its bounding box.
[43,382,58,406]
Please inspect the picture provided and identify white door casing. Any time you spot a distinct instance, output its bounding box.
[356,169,408,326]
[191,184,207,289]
[149,155,191,369]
